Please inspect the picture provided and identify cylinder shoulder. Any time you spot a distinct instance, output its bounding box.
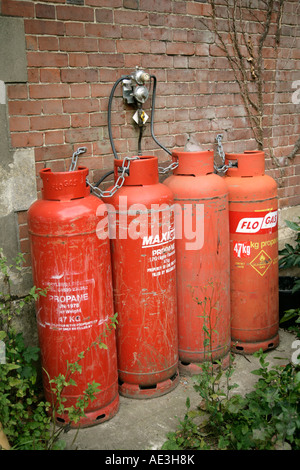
[105,183,174,209]
[164,173,228,199]
[224,174,277,201]
[28,194,105,233]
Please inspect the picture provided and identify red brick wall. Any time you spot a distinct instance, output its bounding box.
[1,0,300,265]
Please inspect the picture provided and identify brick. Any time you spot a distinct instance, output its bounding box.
[27,52,68,67]
[70,84,90,98]
[166,42,195,56]
[142,27,171,41]
[11,132,43,148]
[20,239,30,255]
[91,83,114,97]
[187,29,215,44]
[61,68,99,83]
[19,223,29,241]
[121,25,142,39]
[167,69,196,82]
[29,84,70,99]
[9,116,30,132]
[35,3,56,19]
[85,23,121,38]
[88,53,124,68]
[116,39,150,53]
[173,1,186,15]
[7,85,28,100]
[8,100,42,116]
[30,114,70,131]
[90,113,108,127]
[149,13,165,26]
[42,100,63,115]
[27,69,40,83]
[209,44,227,57]
[165,14,193,29]
[59,37,98,52]
[26,35,38,51]
[56,5,94,22]
[140,54,173,69]
[114,10,149,25]
[71,114,90,128]
[65,22,85,37]
[186,2,211,16]
[35,144,74,162]
[18,211,29,225]
[40,69,61,83]
[195,43,210,56]
[24,19,65,36]
[1,0,34,17]
[151,41,166,54]
[86,0,122,6]
[123,0,139,9]
[62,98,99,113]
[65,127,101,143]
[95,8,114,23]
[38,37,59,51]
[140,0,172,13]
[172,29,188,42]
[45,131,64,145]
[171,56,187,71]
[69,53,89,67]
[99,38,116,52]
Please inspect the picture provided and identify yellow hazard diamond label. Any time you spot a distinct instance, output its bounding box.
[250,249,272,276]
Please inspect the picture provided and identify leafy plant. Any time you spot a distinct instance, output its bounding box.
[279,218,300,279]
[279,218,300,337]
[162,350,300,450]
[0,249,51,450]
[162,396,210,450]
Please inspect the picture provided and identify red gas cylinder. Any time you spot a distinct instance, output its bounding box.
[163,151,231,374]
[224,150,279,354]
[104,156,179,398]
[27,166,119,428]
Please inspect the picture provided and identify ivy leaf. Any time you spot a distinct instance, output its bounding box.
[285,220,300,232]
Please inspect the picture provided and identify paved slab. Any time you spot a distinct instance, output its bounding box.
[64,328,297,451]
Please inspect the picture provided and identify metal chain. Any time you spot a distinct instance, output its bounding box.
[158,161,179,174]
[69,147,87,171]
[86,156,140,198]
[214,134,236,173]
[216,134,225,165]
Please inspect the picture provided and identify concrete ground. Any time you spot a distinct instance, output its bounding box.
[64,328,297,451]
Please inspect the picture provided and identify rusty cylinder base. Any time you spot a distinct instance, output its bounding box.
[118,370,180,399]
[54,393,120,429]
[179,351,231,377]
[231,333,280,355]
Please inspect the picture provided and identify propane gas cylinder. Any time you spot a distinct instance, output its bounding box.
[164,151,231,374]
[104,156,179,398]
[28,166,119,427]
[224,150,279,354]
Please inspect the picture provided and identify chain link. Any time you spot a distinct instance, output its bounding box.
[69,147,87,172]
[216,134,225,163]
[158,161,179,174]
[214,134,236,173]
[86,156,139,198]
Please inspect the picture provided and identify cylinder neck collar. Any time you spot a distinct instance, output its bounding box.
[40,166,90,201]
[114,156,159,186]
[225,151,265,177]
[172,150,214,176]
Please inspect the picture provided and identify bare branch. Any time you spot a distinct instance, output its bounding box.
[201,0,296,154]
[287,135,300,160]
